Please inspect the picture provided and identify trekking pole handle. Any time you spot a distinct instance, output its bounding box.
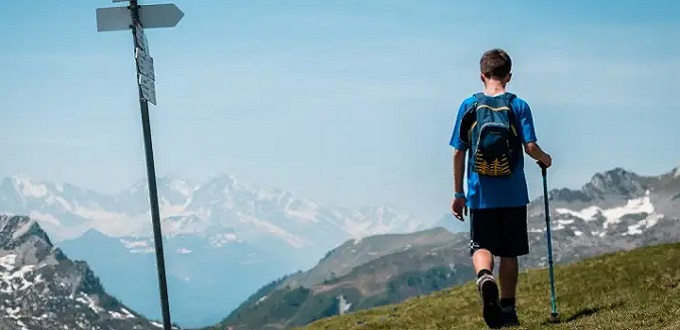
[537,161,548,175]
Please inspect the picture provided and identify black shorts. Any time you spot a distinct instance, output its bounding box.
[469,206,529,258]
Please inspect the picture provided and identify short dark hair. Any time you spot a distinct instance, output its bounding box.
[480,49,512,79]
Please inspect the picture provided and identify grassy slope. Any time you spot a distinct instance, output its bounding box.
[300,241,680,330]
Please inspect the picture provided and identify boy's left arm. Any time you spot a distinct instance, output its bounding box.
[449,100,469,191]
[449,101,469,219]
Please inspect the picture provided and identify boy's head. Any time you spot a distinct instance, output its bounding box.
[480,48,512,85]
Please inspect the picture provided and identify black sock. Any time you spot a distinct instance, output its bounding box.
[500,298,515,308]
[477,269,492,278]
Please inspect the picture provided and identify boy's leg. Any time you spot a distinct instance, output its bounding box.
[470,208,504,329]
[470,208,502,273]
[499,257,518,302]
[473,249,494,274]
[497,206,529,327]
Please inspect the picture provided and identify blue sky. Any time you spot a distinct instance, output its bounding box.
[1,0,679,222]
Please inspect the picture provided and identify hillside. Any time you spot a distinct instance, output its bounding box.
[208,164,680,330]
[211,228,473,330]
[0,214,169,330]
[301,241,680,330]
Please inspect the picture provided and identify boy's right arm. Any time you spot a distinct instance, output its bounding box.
[516,101,552,168]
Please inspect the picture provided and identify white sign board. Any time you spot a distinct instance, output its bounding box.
[134,20,149,52]
[138,74,157,105]
[136,48,155,80]
[96,4,184,32]
[96,7,130,32]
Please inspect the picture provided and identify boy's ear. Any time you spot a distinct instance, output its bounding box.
[505,73,513,83]
[480,73,486,84]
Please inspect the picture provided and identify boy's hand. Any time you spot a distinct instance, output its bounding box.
[451,197,467,221]
[538,153,552,168]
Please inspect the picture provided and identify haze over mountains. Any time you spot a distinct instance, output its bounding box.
[0,173,429,327]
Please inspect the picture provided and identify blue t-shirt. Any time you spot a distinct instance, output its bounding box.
[449,92,538,209]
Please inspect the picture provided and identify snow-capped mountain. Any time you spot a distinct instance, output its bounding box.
[0,173,426,328]
[0,174,424,250]
[525,165,680,266]
[0,215,168,330]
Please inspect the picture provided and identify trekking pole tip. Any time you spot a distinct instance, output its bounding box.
[549,312,560,323]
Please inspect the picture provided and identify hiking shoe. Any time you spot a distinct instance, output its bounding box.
[501,306,520,328]
[476,274,503,329]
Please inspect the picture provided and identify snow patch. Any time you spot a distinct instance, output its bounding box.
[177,248,192,254]
[556,190,664,234]
[29,211,62,227]
[5,306,20,318]
[285,208,320,223]
[209,232,240,248]
[622,214,664,236]
[13,176,48,198]
[160,198,189,217]
[555,205,600,221]
[0,265,37,294]
[121,239,154,254]
[12,218,37,240]
[109,307,135,319]
[573,230,583,237]
[238,213,307,249]
[0,254,17,270]
[53,196,73,212]
[76,293,104,313]
[169,179,194,197]
[162,215,209,237]
[600,193,655,229]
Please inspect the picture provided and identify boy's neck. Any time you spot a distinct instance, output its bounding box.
[483,81,507,96]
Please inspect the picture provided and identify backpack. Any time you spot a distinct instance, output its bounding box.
[459,92,522,177]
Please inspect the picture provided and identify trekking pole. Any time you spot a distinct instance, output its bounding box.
[539,161,559,323]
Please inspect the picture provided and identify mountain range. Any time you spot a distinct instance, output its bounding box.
[0,173,429,327]
[208,164,680,330]
[2,163,678,328]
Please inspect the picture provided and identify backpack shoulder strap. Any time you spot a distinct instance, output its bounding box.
[501,92,517,103]
[500,92,521,138]
[458,95,481,144]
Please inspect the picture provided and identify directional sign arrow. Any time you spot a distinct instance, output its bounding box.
[96,3,184,32]
[139,4,184,30]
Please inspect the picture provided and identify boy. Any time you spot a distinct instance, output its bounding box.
[449,48,552,329]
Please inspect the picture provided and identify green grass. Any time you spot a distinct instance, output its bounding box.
[299,242,680,330]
